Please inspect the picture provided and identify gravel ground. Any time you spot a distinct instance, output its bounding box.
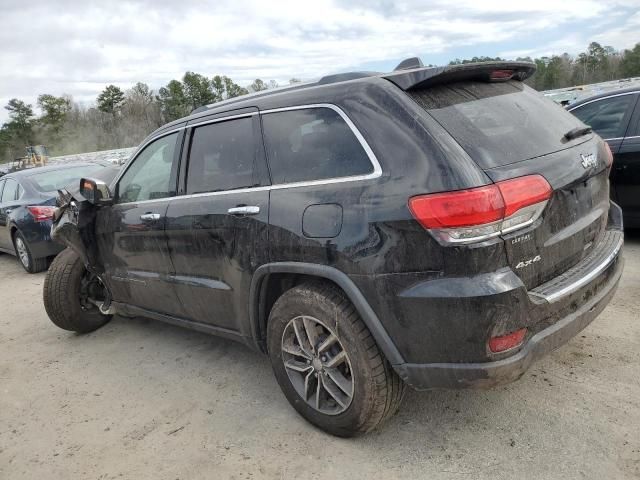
[0,234,639,479]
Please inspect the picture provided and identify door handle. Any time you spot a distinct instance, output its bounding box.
[140,213,161,221]
[227,206,260,216]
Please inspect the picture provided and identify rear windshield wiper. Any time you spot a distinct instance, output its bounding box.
[563,126,592,141]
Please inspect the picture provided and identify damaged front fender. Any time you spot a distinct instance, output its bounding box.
[51,188,104,274]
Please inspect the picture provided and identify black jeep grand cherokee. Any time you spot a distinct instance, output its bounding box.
[44,60,624,437]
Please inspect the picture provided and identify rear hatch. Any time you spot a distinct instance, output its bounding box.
[390,63,611,289]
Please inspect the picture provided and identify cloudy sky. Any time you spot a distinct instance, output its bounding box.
[1,0,639,123]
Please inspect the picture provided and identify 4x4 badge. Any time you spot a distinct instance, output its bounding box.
[580,153,597,169]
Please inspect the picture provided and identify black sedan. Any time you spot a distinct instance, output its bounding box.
[567,86,640,228]
[0,162,119,272]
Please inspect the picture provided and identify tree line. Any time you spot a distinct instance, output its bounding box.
[2,41,639,163]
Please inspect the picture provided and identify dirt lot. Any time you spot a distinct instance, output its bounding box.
[1,236,639,480]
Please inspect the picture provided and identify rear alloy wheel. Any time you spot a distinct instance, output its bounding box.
[13,231,48,273]
[267,282,405,437]
[281,315,354,415]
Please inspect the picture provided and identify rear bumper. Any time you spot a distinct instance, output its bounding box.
[385,202,625,390]
[394,250,623,389]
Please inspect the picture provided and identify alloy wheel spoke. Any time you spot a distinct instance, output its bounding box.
[304,370,314,401]
[282,339,313,361]
[292,319,313,358]
[315,373,323,410]
[324,367,353,397]
[317,334,338,354]
[321,372,349,408]
[325,350,347,368]
[302,316,320,353]
[284,358,313,374]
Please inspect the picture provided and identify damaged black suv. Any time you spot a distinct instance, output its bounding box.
[43,60,624,437]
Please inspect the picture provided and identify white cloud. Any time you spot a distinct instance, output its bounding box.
[1,0,638,123]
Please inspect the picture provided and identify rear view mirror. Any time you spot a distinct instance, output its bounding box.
[80,177,112,205]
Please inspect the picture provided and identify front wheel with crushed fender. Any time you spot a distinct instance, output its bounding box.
[267,282,406,437]
[43,248,112,333]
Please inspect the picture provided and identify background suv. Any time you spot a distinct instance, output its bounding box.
[44,60,624,436]
[567,87,640,228]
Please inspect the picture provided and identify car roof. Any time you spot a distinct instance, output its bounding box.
[568,86,640,109]
[1,162,102,180]
[148,60,536,140]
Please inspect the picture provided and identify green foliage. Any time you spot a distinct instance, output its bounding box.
[37,94,71,132]
[182,72,217,109]
[158,80,191,122]
[449,56,504,65]
[97,85,125,114]
[621,44,640,77]
[249,79,268,92]
[3,41,639,163]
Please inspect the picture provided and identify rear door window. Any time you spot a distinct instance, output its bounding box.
[261,107,374,184]
[570,94,637,139]
[186,117,258,194]
[410,81,588,169]
[1,179,18,202]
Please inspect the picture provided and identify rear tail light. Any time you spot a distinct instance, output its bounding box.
[409,175,552,244]
[489,328,527,353]
[604,142,614,169]
[27,206,56,222]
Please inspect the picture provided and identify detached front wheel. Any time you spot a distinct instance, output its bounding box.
[43,248,112,333]
[267,283,405,437]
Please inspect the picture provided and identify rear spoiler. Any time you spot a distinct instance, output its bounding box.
[383,61,536,91]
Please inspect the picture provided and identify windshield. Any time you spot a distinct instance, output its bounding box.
[28,164,106,192]
[409,81,589,169]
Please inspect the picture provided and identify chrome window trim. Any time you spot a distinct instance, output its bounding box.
[603,134,640,141]
[111,103,382,206]
[567,90,638,112]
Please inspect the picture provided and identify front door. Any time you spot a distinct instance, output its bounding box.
[611,96,640,225]
[166,112,270,334]
[96,130,185,316]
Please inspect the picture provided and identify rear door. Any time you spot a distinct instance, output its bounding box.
[165,110,270,333]
[95,130,185,315]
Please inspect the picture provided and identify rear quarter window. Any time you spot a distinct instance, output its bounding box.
[261,107,374,184]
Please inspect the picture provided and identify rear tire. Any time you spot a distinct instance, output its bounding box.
[43,248,112,333]
[13,231,48,273]
[267,282,405,437]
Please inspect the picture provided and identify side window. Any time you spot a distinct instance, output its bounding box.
[1,179,18,203]
[16,183,24,199]
[571,95,636,139]
[186,117,257,194]
[261,107,374,184]
[0,180,4,201]
[116,132,178,204]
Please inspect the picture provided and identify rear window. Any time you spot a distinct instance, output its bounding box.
[186,117,258,194]
[261,107,373,184]
[410,81,586,169]
[28,165,105,192]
